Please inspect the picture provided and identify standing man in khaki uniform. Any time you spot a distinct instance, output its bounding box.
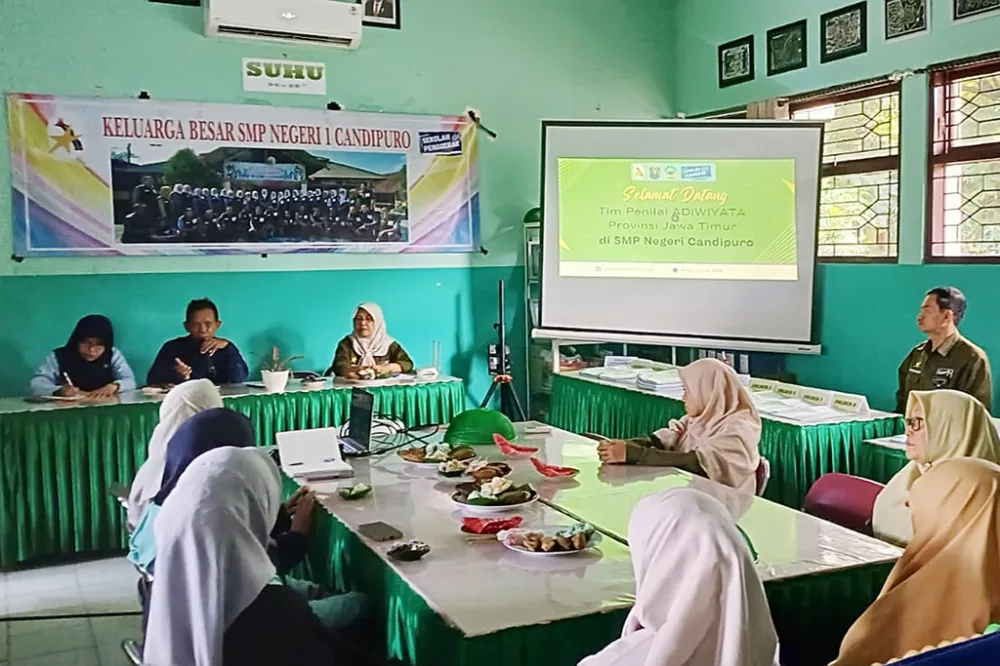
[896,286,992,413]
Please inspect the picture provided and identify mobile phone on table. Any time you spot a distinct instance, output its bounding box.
[358,522,403,542]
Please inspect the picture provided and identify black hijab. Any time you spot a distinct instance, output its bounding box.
[152,408,256,505]
[54,315,115,392]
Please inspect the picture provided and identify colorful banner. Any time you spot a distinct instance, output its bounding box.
[7,93,480,257]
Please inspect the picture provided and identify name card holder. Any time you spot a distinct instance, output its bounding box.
[775,383,803,400]
[801,388,833,406]
[749,379,777,392]
[832,392,870,415]
[604,356,638,368]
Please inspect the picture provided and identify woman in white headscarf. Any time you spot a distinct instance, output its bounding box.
[328,302,413,379]
[143,446,343,666]
[126,379,224,528]
[578,488,779,666]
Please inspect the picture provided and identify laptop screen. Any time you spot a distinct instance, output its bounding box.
[348,388,374,450]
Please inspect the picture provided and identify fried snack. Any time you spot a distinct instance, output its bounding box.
[498,489,532,505]
[555,536,573,550]
[470,462,511,481]
[507,532,526,547]
[523,533,543,552]
[400,448,426,463]
[540,537,558,552]
[450,446,477,461]
[571,532,588,550]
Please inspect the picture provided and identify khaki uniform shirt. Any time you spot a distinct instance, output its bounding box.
[896,333,992,413]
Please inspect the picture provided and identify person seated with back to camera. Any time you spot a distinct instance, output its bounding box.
[146,298,249,386]
[142,446,372,666]
[30,314,137,398]
[597,358,762,495]
[128,409,367,637]
[327,302,414,379]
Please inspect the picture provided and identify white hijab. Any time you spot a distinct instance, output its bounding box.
[579,488,779,666]
[127,379,224,527]
[143,447,281,666]
[350,302,395,367]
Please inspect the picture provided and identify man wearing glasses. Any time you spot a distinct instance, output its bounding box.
[895,286,992,413]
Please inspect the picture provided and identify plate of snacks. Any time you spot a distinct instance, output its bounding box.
[498,522,601,556]
[451,477,538,513]
[399,442,477,466]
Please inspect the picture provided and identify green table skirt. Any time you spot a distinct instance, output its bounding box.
[549,374,903,509]
[857,443,908,484]
[0,381,465,569]
[296,499,891,666]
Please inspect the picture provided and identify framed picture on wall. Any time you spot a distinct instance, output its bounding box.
[885,0,929,39]
[717,35,755,88]
[954,0,1000,21]
[820,2,869,63]
[766,19,808,75]
[361,0,401,29]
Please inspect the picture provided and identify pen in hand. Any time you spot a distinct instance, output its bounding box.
[63,372,75,388]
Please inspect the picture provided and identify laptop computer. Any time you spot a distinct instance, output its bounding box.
[276,427,355,481]
[341,387,374,456]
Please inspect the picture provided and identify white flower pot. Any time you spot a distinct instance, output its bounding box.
[261,370,290,394]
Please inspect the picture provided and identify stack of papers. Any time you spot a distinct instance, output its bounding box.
[600,368,642,384]
[636,369,683,393]
[749,391,846,423]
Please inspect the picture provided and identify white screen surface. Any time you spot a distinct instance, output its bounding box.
[540,120,823,344]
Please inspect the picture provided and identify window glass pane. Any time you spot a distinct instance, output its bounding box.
[792,90,900,164]
[817,170,898,258]
[930,158,1000,257]
[947,72,1000,149]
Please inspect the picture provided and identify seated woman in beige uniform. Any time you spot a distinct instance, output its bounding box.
[597,358,762,494]
[327,302,414,379]
[872,389,1000,547]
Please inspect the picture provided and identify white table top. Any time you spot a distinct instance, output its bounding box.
[0,376,460,416]
[304,422,902,638]
[561,370,899,427]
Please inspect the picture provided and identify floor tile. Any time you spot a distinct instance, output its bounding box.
[8,617,88,638]
[5,589,84,618]
[98,643,138,666]
[4,569,77,598]
[8,620,94,659]
[1,620,9,662]
[10,646,100,666]
[89,617,141,648]
[74,560,134,587]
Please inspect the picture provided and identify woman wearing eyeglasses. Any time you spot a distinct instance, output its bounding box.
[872,389,1000,546]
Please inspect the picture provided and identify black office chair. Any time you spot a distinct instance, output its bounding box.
[108,483,148,666]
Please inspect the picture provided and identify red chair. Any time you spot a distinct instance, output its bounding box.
[803,473,885,536]
[755,457,771,497]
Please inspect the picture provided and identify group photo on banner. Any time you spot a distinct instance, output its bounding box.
[7,94,480,256]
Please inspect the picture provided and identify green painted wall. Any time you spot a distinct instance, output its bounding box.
[673,0,1000,411]
[0,0,674,396]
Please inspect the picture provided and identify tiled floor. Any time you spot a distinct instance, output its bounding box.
[1,558,141,666]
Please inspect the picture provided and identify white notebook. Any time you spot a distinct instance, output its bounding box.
[276,427,354,480]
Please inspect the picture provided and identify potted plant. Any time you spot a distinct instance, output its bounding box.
[259,346,303,394]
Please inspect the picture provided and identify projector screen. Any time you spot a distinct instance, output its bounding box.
[540,120,824,345]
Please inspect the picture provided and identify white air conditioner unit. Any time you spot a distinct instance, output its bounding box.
[205,0,362,50]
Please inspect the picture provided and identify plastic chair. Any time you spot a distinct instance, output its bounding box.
[755,458,771,497]
[803,473,885,536]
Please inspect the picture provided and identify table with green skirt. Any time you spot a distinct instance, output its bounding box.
[858,436,909,484]
[290,422,902,666]
[549,372,903,509]
[0,377,465,569]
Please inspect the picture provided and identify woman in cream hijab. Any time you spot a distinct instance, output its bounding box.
[833,457,1000,666]
[598,358,762,494]
[127,379,224,528]
[327,302,414,379]
[578,488,779,666]
[872,389,1000,546]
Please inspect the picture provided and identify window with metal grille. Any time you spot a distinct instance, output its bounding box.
[791,84,901,261]
[928,59,1000,261]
